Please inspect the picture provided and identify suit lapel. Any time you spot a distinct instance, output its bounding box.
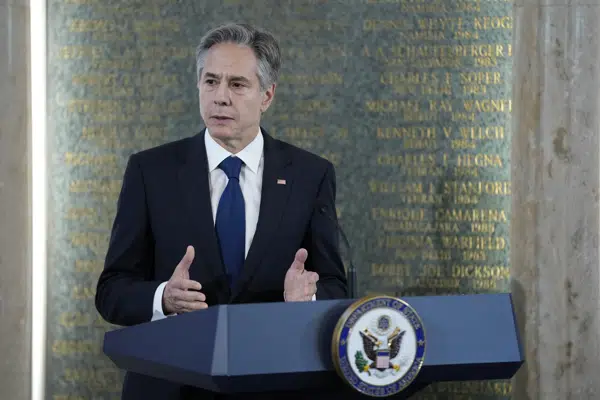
[230,131,292,300]
[178,130,225,284]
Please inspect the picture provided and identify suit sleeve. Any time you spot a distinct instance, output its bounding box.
[303,162,349,300]
[95,154,161,326]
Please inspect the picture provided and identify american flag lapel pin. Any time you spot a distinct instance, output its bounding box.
[277,178,286,185]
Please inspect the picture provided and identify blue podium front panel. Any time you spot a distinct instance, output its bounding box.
[103,293,523,394]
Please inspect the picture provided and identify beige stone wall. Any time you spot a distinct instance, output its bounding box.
[512,0,600,398]
[0,0,32,398]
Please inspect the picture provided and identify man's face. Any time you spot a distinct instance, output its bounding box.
[198,42,275,150]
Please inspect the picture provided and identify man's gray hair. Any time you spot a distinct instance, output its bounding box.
[195,23,281,91]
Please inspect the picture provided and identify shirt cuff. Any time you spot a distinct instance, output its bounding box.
[151,281,169,321]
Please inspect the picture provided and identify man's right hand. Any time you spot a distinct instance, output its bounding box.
[162,245,208,315]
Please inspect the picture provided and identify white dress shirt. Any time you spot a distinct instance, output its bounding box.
[151,129,314,321]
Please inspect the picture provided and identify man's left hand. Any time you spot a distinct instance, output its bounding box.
[284,248,319,301]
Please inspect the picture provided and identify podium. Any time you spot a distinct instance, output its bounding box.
[103,293,523,399]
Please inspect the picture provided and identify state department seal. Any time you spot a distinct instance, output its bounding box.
[332,295,426,397]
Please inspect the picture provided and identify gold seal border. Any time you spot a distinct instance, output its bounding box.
[331,294,427,397]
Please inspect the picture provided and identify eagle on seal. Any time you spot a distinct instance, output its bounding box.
[359,327,405,371]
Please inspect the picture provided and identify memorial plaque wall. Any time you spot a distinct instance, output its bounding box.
[46,0,512,399]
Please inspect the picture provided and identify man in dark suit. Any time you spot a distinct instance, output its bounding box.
[95,22,348,399]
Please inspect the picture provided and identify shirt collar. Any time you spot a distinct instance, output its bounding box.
[205,128,264,174]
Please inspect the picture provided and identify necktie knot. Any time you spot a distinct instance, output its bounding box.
[219,156,243,180]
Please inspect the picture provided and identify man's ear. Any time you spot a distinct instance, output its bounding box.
[260,84,276,113]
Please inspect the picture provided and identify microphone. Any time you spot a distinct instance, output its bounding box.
[319,205,357,299]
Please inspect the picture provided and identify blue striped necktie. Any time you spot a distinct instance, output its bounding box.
[215,156,245,285]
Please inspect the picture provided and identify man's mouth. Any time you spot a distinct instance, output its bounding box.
[212,115,233,120]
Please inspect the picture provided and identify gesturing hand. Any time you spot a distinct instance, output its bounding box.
[162,246,208,314]
[283,248,319,302]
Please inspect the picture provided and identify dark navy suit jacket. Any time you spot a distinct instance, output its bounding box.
[95,128,348,399]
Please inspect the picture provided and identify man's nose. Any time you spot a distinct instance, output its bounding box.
[214,82,230,105]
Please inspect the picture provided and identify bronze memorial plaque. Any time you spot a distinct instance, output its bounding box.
[47,0,512,398]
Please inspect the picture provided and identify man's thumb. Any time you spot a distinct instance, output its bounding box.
[292,248,308,270]
[175,245,195,273]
